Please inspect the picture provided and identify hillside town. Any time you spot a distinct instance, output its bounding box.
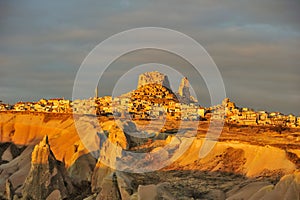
[1,71,299,128]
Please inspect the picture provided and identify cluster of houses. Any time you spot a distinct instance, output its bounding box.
[210,98,300,128]
[0,98,71,113]
[108,83,203,120]
[111,97,204,120]
[0,96,299,128]
[0,101,13,111]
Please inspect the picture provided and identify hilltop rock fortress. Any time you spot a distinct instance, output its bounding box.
[137,71,171,89]
[136,71,196,104]
[128,71,178,105]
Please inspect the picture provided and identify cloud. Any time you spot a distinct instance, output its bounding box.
[0,0,299,114]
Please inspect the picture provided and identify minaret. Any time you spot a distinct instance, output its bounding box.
[95,86,98,99]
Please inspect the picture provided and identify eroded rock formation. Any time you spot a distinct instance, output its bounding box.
[227,170,300,200]
[0,112,299,199]
[68,153,97,185]
[22,136,74,200]
[178,77,191,104]
[137,71,171,89]
[0,145,32,199]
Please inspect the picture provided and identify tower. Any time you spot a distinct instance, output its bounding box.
[95,86,98,99]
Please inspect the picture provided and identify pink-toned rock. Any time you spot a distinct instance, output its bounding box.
[68,153,97,184]
[227,171,300,200]
[0,145,33,196]
[1,146,13,161]
[137,182,174,200]
[178,77,191,103]
[96,173,121,200]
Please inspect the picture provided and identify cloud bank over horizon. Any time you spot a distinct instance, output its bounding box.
[0,0,299,114]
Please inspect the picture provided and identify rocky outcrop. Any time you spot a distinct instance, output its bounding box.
[92,121,140,199]
[22,136,74,200]
[226,181,271,200]
[96,120,136,171]
[115,171,135,200]
[255,170,300,199]
[0,145,33,198]
[129,83,179,106]
[91,162,115,193]
[178,77,191,104]
[137,71,171,89]
[68,153,97,185]
[0,112,91,168]
[227,170,300,200]
[0,143,26,163]
[1,147,13,162]
[100,120,152,151]
[92,166,136,200]
[166,138,297,177]
[5,179,14,200]
[1,112,299,199]
[136,182,174,200]
[101,120,130,150]
[95,173,121,200]
[91,126,123,193]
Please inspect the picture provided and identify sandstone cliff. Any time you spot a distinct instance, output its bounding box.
[166,137,297,177]
[0,112,91,167]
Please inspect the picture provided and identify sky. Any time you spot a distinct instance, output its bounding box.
[0,0,300,115]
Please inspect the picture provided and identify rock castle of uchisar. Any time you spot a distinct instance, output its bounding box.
[1,71,299,128]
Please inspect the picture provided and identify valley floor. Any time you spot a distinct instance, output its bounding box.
[0,112,299,199]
